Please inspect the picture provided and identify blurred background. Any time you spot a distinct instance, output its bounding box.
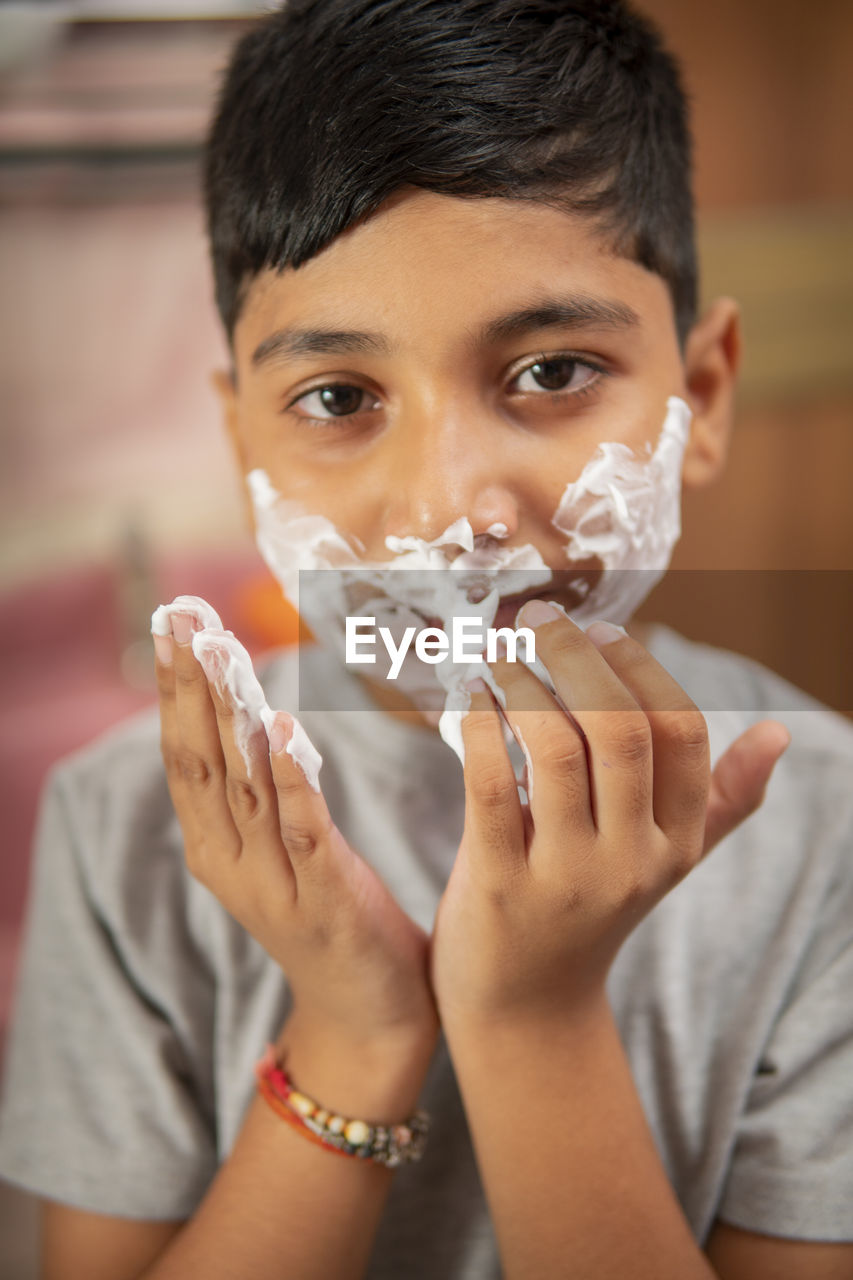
[0,1,851,1271]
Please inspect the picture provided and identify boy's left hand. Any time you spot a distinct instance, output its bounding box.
[430,608,791,1029]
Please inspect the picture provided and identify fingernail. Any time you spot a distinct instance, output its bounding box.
[519,599,562,628]
[586,620,628,647]
[465,677,487,694]
[172,613,195,645]
[153,633,172,666]
[268,712,292,755]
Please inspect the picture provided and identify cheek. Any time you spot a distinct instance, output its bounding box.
[551,395,692,624]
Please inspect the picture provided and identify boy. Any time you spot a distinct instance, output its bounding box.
[2,2,852,1277]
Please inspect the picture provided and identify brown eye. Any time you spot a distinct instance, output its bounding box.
[288,383,381,422]
[312,385,365,416]
[516,357,587,393]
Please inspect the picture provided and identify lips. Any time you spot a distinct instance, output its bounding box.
[421,586,551,634]
[420,580,586,635]
[493,590,548,631]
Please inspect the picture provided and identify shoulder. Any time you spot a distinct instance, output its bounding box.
[616,630,853,1241]
[648,626,853,913]
[39,651,302,944]
[49,648,302,861]
[632,632,853,1061]
[638,626,853,983]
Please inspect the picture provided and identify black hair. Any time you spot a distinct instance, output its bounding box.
[205,0,697,346]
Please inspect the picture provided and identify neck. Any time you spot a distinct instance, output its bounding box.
[356,673,443,733]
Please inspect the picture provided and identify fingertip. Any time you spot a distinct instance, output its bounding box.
[193,639,224,685]
[268,713,323,794]
[150,604,171,637]
[153,633,173,667]
[172,612,195,646]
[267,711,294,756]
[756,718,792,758]
[585,620,629,649]
[462,688,497,727]
[463,677,493,716]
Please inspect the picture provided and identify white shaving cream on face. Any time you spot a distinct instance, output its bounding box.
[248,395,691,766]
[553,396,691,625]
[250,474,551,756]
[151,597,323,790]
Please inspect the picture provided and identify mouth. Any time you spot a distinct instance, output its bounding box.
[493,588,558,632]
[420,579,591,635]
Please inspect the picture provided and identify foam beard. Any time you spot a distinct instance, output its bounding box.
[249,396,692,762]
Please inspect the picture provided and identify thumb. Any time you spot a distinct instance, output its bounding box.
[702,719,791,856]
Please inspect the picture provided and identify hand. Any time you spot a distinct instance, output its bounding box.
[154,602,438,1057]
[430,608,791,1029]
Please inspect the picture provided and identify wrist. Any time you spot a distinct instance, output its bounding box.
[275,1006,439,1121]
[442,987,613,1063]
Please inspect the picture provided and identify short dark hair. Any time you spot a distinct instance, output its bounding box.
[205,0,697,346]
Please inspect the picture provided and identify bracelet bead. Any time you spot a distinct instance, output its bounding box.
[254,1045,430,1167]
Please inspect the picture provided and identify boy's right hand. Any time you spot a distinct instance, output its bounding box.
[153,606,439,1072]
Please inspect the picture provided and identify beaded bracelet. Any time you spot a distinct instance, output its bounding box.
[254,1044,430,1168]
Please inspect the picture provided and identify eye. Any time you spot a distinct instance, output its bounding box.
[289,383,379,421]
[512,355,600,396]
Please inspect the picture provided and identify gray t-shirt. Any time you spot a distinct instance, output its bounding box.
[1,625,852,1273]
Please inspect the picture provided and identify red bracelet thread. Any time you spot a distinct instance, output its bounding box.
[254,1044,430,1167]
[256,1071,354,1156]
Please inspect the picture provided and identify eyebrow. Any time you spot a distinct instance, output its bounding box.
[250,293,641,368]
[476,295,640,347]
[251,327,390,366]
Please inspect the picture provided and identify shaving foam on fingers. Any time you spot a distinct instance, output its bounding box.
[514,724,534,805]
[189,627,323,791]
[151,595,224,636]
[266,710,323,792]
[191,628,268,775]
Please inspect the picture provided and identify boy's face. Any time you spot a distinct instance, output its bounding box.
[227,187,686,556]
[221,189,733,696]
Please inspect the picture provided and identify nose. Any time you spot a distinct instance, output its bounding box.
[382,406,519,548]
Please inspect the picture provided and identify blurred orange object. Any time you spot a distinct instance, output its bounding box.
[234,572,310,649]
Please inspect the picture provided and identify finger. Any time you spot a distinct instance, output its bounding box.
[193,629,330,897]
[170,611,241,866]
[267,711,336,873]
[153,626,177,751]
[487,646,595,840]
[153,626,204,845]
[192,633,282,850]
[585,622,710,851]
[702,720,791,855]
[459,681,526,884]
[518,603,653,840]
[152,598,224,778]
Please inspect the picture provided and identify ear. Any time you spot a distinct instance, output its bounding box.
[211,366,242,462]
[211,367,257,532]
[681,296,741,489]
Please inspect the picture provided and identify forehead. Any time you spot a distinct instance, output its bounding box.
[235,189,675,360]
